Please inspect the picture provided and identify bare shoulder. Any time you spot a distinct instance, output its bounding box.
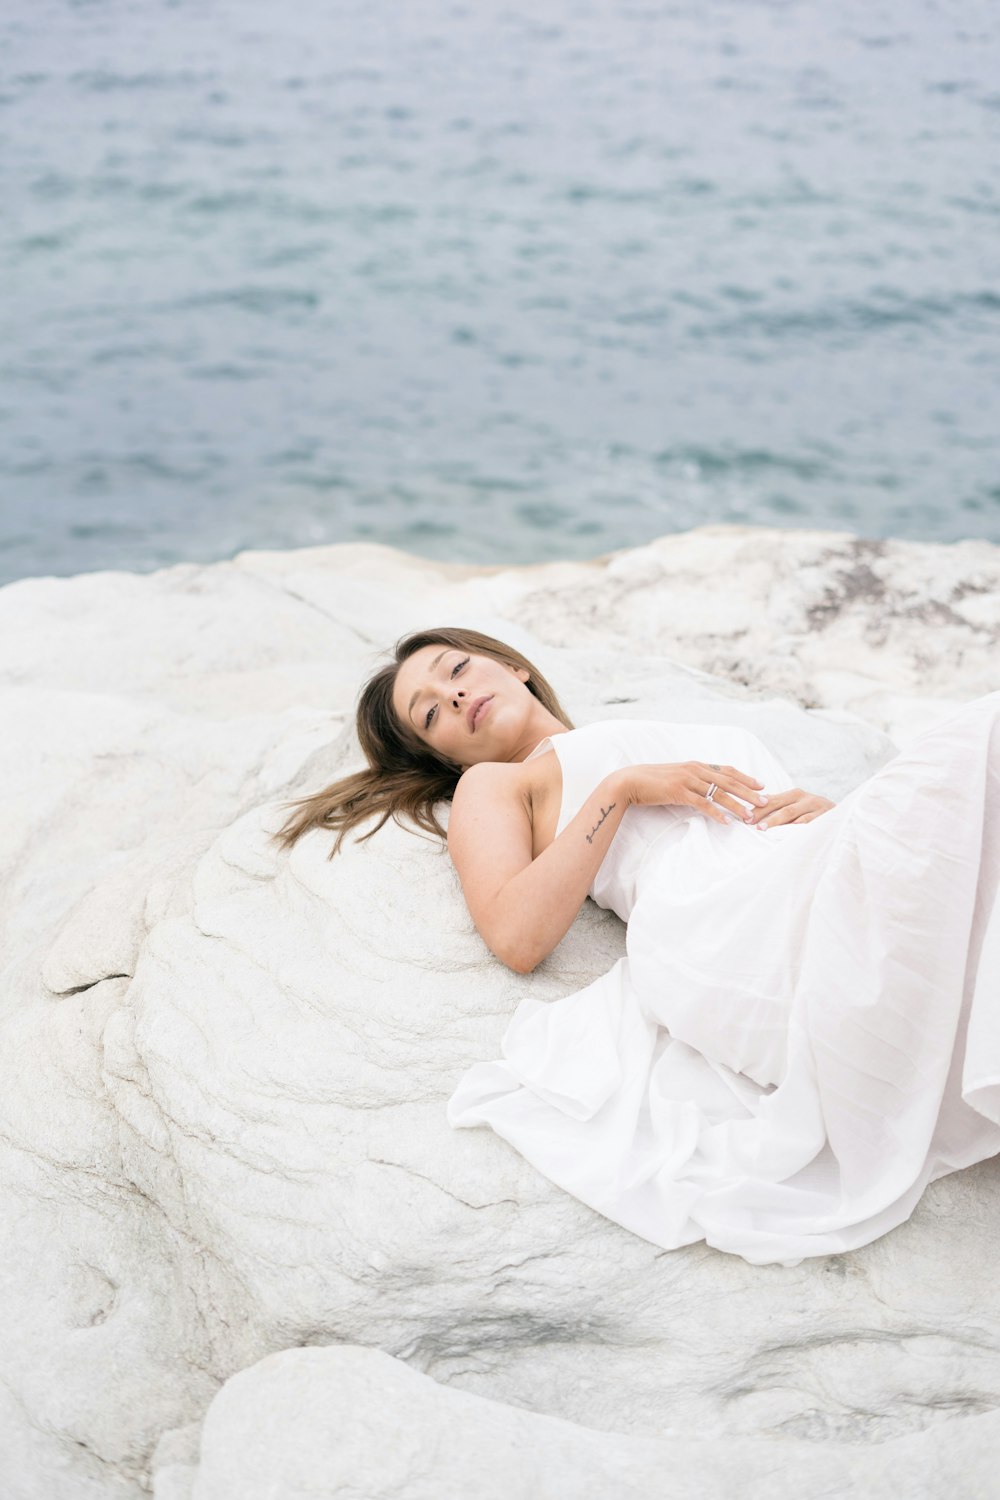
[449,759,526,826]
[449,751,563,881]
[447,758,534,885]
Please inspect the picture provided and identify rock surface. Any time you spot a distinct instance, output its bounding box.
[1,524,998,1499]
[173,1345,1000,1500]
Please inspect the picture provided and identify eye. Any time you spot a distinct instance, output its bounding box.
[424,655,469,729]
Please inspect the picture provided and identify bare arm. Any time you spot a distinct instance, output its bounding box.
[448,762,632,974]
[448,758,769,974]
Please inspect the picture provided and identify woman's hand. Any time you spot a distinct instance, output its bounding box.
[620,761,770,827]
[744,788,836,829]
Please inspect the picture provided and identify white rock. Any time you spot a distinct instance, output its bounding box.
[181,1344,1000,1500]
[1,526,998,1499]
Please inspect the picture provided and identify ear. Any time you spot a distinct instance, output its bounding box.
[512,665,530,683]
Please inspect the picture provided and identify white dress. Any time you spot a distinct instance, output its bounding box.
[447,693,1000,1266]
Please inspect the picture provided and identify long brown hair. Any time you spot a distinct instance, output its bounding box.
[270,627,573,857]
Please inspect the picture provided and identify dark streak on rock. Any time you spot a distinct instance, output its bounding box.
[54,974,131,996]
[806,537,997,639]
[807,561,888,631]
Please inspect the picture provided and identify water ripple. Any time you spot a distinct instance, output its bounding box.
[1,0,998,586]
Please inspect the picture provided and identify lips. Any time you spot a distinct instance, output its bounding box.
[467,696,492,731]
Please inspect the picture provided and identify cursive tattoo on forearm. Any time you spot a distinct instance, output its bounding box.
[585,802,617,845]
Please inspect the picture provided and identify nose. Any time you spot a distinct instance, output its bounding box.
[452,688,466,708]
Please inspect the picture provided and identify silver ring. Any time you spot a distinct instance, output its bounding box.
[705,782,718,803]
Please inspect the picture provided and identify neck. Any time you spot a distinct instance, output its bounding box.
[510,710,572,763]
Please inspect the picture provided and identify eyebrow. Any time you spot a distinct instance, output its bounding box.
[407,650,448,720]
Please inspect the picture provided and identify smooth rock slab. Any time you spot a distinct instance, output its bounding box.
[1,526,998,1498]
[163,1344,1000,1500]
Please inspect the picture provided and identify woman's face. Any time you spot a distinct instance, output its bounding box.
[391,643,534,767]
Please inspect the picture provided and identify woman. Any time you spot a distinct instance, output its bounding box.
[274,627,1000,1266]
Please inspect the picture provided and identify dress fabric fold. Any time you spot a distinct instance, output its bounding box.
[447,694,1000,1265]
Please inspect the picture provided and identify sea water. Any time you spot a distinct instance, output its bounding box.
[2,0,999,587]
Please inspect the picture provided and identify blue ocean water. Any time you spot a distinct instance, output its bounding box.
[2,0,999,587]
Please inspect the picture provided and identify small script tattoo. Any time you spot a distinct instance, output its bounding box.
[585,802,617,844]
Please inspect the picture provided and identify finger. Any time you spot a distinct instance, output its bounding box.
[697,775,769,824]
[732,780,770,817]
[713,774,770,809]
[744,789,797,824]
[690,778,742,827]
[698,785,765,827]
[701,763,765,792]
[755,803,806,831]
[716,790,761,822]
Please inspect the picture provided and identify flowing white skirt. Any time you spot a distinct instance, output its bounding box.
[448,693,1000,1265]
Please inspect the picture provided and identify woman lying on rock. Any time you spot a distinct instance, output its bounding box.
[274,627,1000,1267]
